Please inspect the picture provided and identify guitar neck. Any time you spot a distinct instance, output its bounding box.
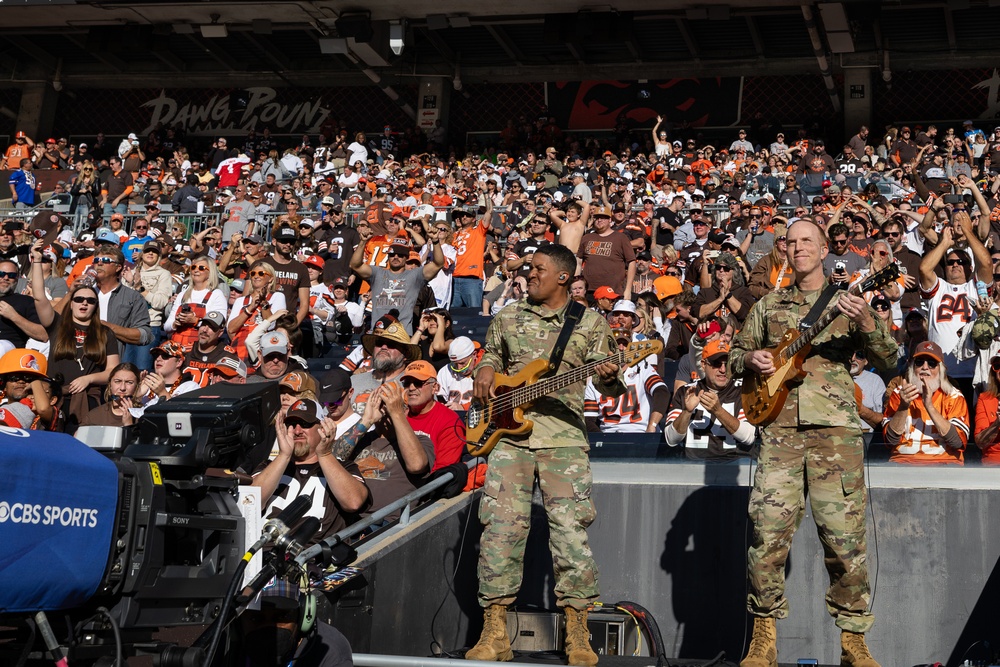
[507,349,627,407]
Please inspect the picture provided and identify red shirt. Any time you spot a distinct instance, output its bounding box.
[407,401,466,471]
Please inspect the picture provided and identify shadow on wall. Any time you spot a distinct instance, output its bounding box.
[660,463,758,661]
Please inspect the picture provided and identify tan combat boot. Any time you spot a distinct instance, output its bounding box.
[465,605,513,661]
[740,616,777,667]
[841,630,880,667]
[564,607,598,667]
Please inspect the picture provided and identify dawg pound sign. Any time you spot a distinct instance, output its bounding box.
[142,87,331,135]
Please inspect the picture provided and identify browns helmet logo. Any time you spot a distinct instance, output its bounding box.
[19,354,40,372]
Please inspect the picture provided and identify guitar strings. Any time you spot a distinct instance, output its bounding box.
[480,345,659,415]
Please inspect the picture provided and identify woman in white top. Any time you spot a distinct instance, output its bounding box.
[227,261,286,359]
[164,256,228,351]
[347,132,369,169]
[652,115,670,157]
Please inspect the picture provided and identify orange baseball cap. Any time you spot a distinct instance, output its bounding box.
[594,286,620,300]
[702,340,731,362]
[402,360,436,382]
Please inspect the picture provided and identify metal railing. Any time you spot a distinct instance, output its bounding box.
[295,458,482,567]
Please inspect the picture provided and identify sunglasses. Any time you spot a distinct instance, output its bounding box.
[706,357,728,369]
[92,257,118,266]
[249,270,271,278]
[665,271,680,277]
[873,303,890,312]
[6,373,38,384]
[401,378,431,389]
[832,239,849,246]
[946,259,967,266]
[72,295,98,305]
[883,231,901,238]
[0,271,17,280]
[749,214,763,219]
[388,251,409,258]
[135,226,148,230]
[914,357,939,369]
[191,264,211,272]
[715,266,733,273]
[775,237,786,242]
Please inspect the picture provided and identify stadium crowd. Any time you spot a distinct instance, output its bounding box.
[3,111,1000,537]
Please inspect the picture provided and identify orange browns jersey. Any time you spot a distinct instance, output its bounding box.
[453,216,490,279]
[883,386,969,464]
[5,143,32,166]
[363,231,410,268]
[974,392,1000,465]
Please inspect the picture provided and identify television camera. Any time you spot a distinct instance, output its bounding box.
[0,382,341,666]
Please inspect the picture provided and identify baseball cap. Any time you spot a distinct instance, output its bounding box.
[151,341,185,359]
[279,370,319,397]
[260,577,301,611]
[211,356,247,379]
[592,205,613,218]
[303,254,325,270]
[95,228,120,245]
[912,340,943,363]
[199,311,226,329]
[332,277,350,289]
[594,286,620,300]
[702,340,730,363]
[245,234,264,245]
[143,240,161,254]
[29,211,66,246]
[260,331,290,357]
[285,399,324,426]
[321,195,339,206]
[653,275,683,300]
[318,368,353,404]
[708,231,729,245]
[402,360,437,382]
[274,226,297,242]
[449,336,476,362]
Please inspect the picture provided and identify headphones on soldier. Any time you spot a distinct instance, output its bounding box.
[297,568,317,634]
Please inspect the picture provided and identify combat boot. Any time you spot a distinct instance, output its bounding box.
[740,616,777,667]
[465,605,513,661]
[840,630,880,667]
[564,607,598,667]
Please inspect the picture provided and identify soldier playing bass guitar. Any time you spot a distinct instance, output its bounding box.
[466,244,624,667]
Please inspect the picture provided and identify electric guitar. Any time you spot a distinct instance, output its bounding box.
[741,264,900,426]
[466,339,663,456]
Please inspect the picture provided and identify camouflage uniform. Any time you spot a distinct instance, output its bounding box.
[476,298,625,610]
[730,287,897,633]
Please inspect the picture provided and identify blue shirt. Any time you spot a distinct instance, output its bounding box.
[9,169,36,205]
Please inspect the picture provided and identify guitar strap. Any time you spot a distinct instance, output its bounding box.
[798,282,844,331]
[544,300,586,377]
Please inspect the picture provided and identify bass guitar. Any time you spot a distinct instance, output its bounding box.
[741,264,900,426]
[466,339,663,456]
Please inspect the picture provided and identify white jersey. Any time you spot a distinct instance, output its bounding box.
[921,277,979,378]
[422,242,456,308]
[436,366,474,411]
[584,356,666,433]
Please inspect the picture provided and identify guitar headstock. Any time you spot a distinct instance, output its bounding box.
[622,339,664,366]
[859,263,901,293]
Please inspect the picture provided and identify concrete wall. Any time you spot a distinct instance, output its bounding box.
[323,463,1000,667]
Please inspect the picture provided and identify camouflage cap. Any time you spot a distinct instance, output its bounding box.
[972,310,1000,350]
